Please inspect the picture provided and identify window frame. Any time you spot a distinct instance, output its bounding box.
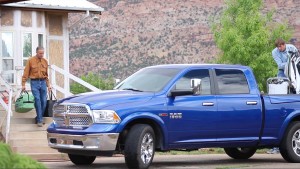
[213,68,250,95]
[0,31,16,83]
[169,68,215,96]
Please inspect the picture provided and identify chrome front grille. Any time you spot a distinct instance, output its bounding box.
[69,106,88,114]
[53,104,93,128]
[69,116,92,126]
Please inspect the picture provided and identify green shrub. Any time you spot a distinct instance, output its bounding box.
[70,72,115,94]
[212,0,292,92]
[0,142,46,169]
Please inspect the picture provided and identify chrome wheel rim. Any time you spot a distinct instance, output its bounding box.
[140,133,154,164]
[292,129,300,157]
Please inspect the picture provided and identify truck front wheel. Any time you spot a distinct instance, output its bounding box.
[280,121,300,162]
[68,154,96,165]
[124,124,155,169]
[224,147,256,159]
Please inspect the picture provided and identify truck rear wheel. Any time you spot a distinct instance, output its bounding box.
[68,154,96,165]
[124,124,155,169]
[280,121,300,162]
[224,147,256,159]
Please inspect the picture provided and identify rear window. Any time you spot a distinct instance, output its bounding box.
[215,69,250,94]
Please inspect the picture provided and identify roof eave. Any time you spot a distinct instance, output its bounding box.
[1,3,104,13]
[0,0,24,5]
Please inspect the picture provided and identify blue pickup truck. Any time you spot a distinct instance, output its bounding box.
[47,64,300,169]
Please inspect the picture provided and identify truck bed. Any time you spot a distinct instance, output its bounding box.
[260,94,300,146]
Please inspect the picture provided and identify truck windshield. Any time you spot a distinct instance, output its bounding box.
[115,68,182,92]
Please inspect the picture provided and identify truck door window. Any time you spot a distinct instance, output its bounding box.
[215,69,250,94]
[174,69,211,95]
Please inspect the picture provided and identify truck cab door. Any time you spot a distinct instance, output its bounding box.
[167,69,217,148]
[214,69,262,145]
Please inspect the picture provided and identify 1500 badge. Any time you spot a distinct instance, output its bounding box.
[169,113,182,119]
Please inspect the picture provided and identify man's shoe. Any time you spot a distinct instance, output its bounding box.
[37,123,43,127]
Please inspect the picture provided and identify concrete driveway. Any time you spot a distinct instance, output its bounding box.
[43,154,299,169]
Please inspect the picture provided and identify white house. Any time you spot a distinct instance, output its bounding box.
[0,0,103,160]
[0,0,103,96]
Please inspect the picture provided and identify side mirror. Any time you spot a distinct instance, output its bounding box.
[169,78,202,97]
[170,90,193,97]
[191,78,201,95]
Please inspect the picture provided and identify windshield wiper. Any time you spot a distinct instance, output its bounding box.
[122,88,144,92]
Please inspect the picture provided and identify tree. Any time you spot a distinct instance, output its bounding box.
[212,0,292,91]
[70,73,115,94]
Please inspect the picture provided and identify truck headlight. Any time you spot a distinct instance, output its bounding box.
[92,110,121,124]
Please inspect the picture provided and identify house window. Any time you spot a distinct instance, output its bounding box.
[1,32,14,83]
[38,34,43,47]
[22,33,32,66]
[1,32,13,57]
[3,60,14,70]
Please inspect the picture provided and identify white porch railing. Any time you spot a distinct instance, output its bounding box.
[15,65,102,98]
[49,65,101,97]
[0,75,13,143]
[0,64,100,143]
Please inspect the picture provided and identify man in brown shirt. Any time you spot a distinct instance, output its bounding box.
[22,46,52,127]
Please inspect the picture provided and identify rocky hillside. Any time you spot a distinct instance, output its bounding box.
[69,0,300,80]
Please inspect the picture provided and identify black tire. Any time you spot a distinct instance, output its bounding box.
[224,147,257,159]
[280,121,300,162]
[68,154,96,165]
[124,124,155,169]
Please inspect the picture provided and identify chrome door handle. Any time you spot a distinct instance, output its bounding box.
[246,101,257,105]
[202,102,214,106]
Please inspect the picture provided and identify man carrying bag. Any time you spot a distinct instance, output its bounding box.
[22,47,52,127]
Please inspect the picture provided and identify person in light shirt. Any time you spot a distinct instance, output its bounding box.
[272,38,298,77]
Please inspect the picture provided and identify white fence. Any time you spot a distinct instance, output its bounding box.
[0,76,13,143]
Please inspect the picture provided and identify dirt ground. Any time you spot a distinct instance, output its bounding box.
[43,154,299,169]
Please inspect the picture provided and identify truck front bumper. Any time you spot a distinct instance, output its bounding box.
[47,133,119,151]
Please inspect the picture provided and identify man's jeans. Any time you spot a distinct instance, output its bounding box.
[30,80,47,123]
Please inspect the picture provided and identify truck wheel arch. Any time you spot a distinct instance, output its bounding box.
[117,116,167,151]
[279,112,300,141]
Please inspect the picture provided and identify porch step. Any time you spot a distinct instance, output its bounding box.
[10,124,48,132]
[10,117,53,124]
[12,110,37,118]
[9,138,49,147]
[0,110,6,115]
[6,110,66,161]
[10,131,47,139]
